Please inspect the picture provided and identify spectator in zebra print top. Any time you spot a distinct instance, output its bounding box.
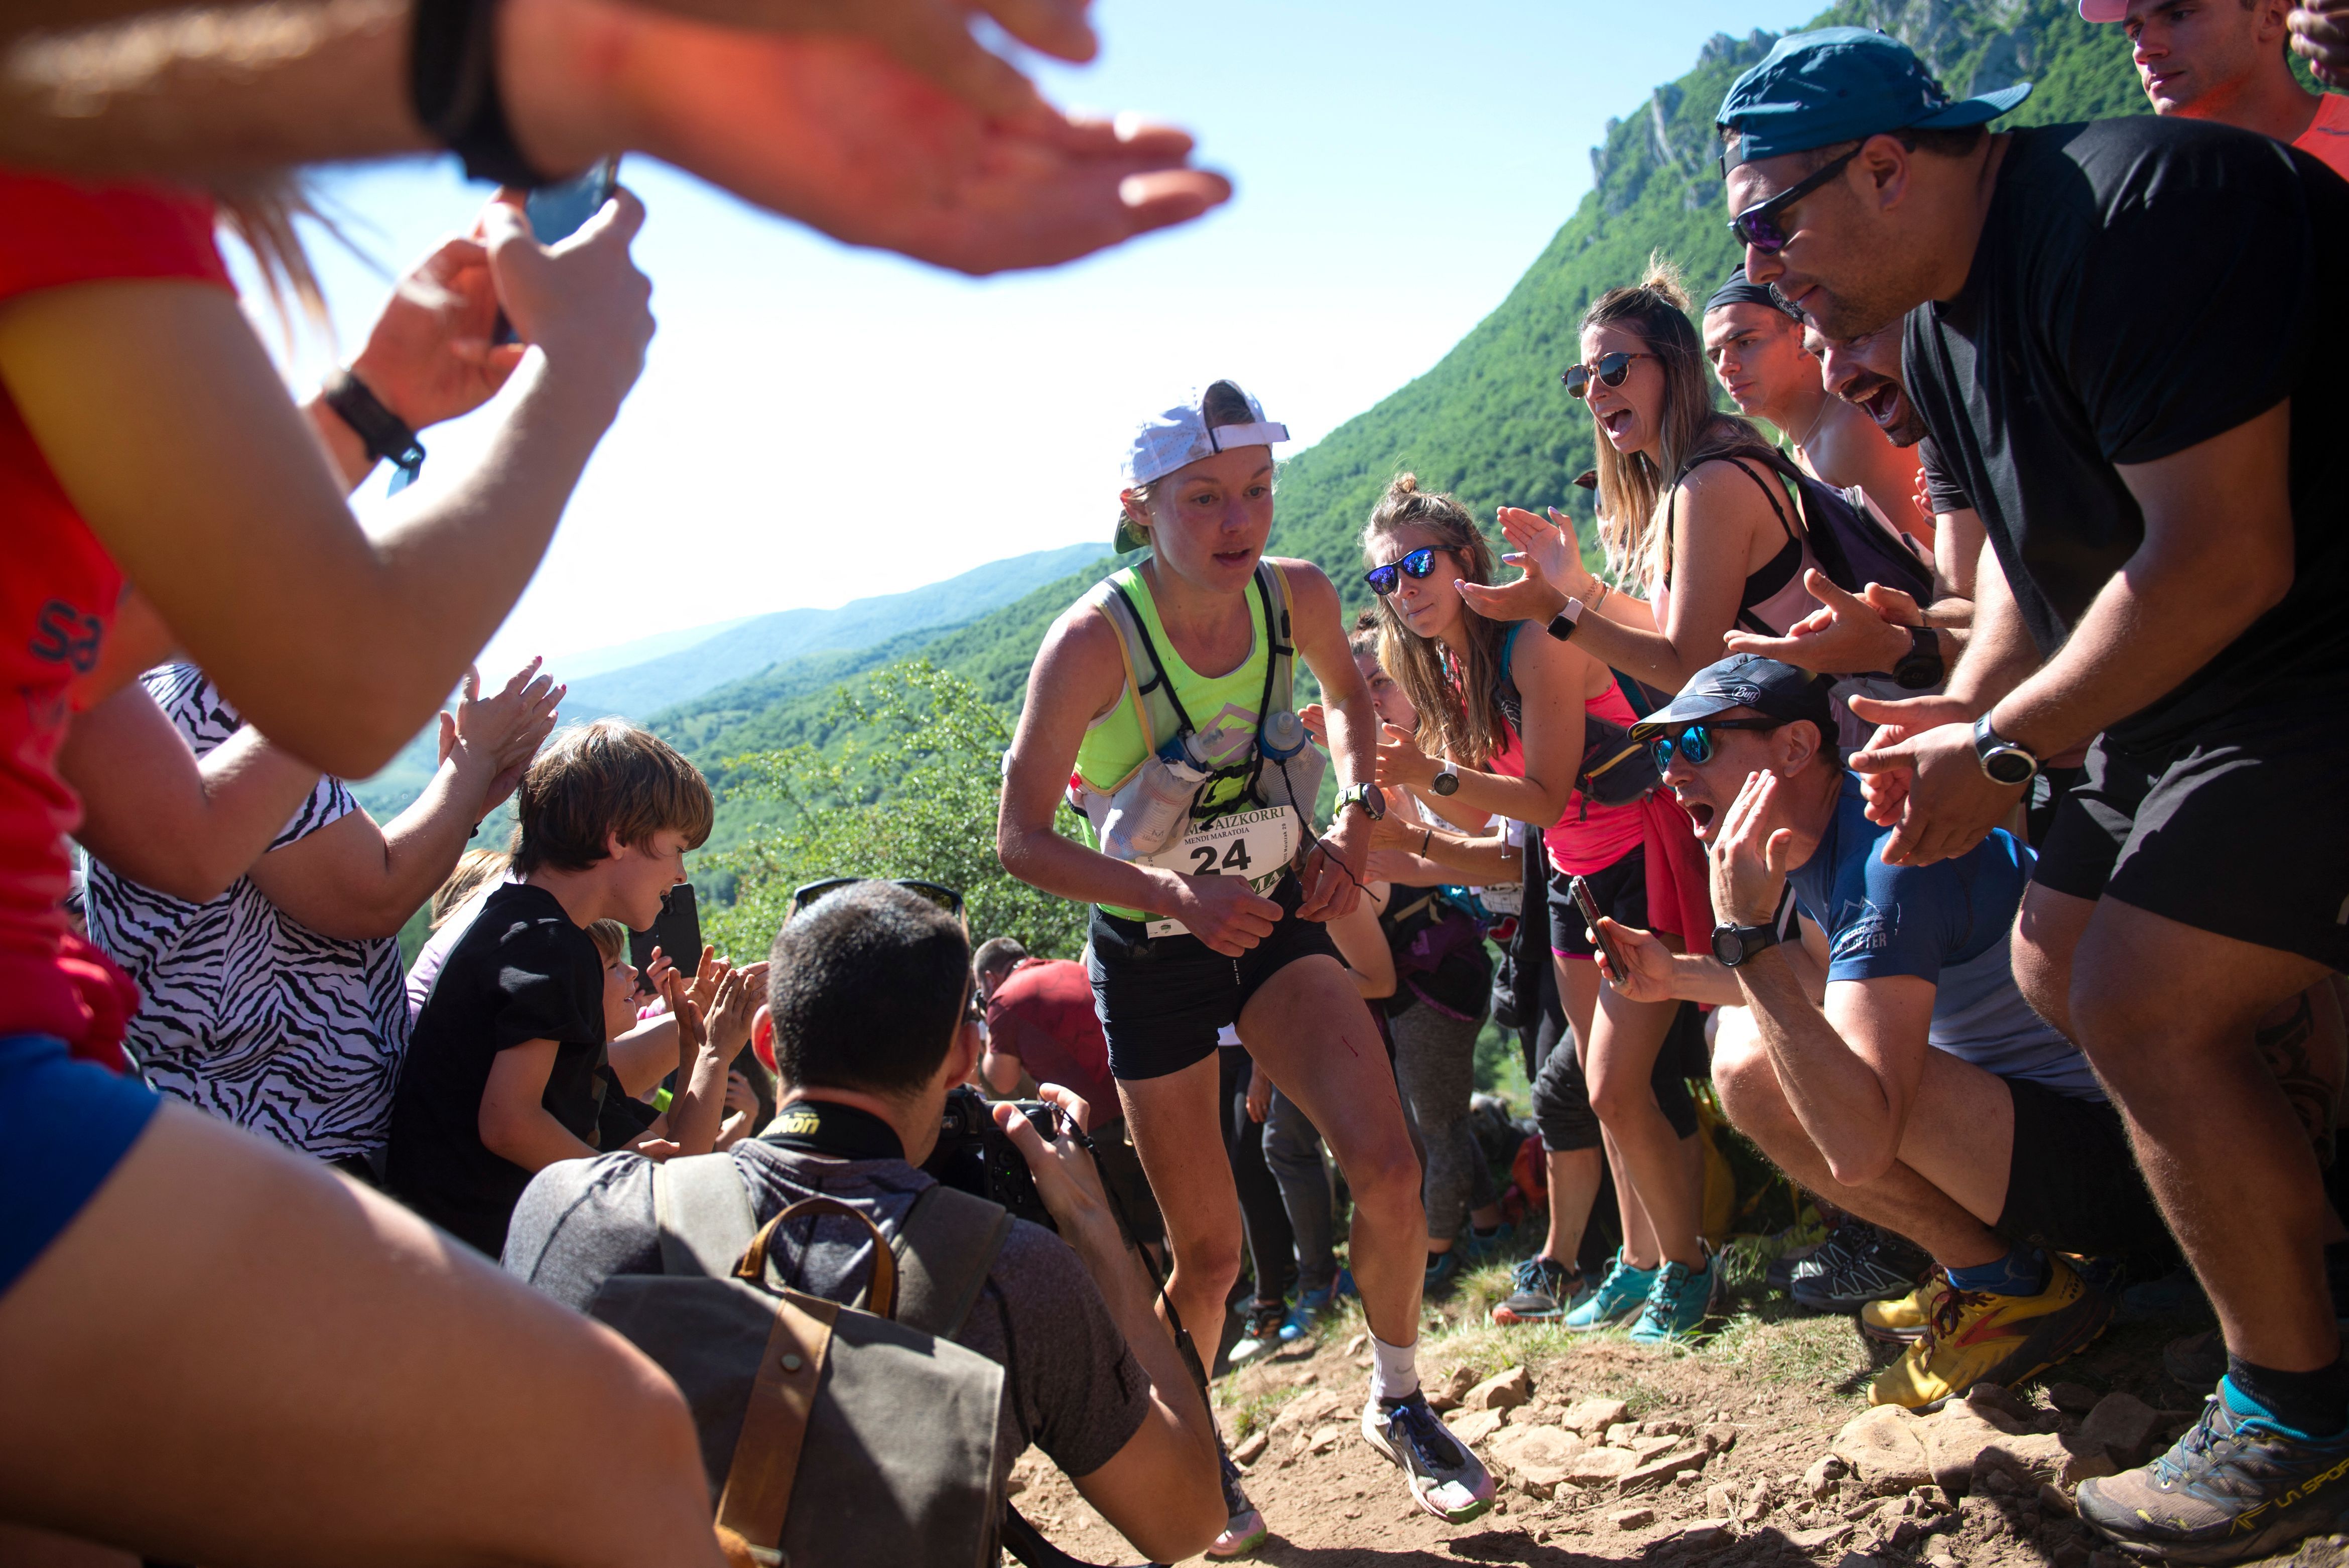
[81,657,560,1174]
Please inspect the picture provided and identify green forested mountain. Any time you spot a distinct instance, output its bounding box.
[656,0,2147,792]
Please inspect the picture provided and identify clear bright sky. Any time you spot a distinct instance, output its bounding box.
[273,1,1824,681]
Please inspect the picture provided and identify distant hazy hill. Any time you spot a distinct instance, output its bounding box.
[350,541,1102,822]
[652,0,2147,782]
[561,541,1105,722]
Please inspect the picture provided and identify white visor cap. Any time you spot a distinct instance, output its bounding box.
[1123,385,1290,489]
[2077,0,2127,19]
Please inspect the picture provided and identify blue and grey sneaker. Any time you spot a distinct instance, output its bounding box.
[1361,1388,1496,1524]
[1424,1250,1464,1299]
[1563,1248,1658,1332]
[2078,1385,2349,1564]
[1281,1269,1355,1342]
[1789,1221,1932,1314]
[1629,1253,1719,1345]
[1491,1255,1590,1326]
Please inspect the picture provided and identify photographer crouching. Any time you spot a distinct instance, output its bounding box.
[503,880,1224,1565]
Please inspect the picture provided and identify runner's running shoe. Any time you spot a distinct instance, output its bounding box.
[1868,1255,2113,1408]
[1361,1389,1497,1524]
[1209,1445,1267,1560]
[1563,1248,1658,1332]
[1790,1220,1934,1314]
[1629,1253,1719,1345]
[1491,1255,1590,1326]
[1226,1300,1289,1367]
[1860,1279,1938,1344]
[2078,1389,2349,1564]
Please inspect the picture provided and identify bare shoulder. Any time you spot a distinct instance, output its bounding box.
[1268,557,1346,634]
[1028,594,1129,714]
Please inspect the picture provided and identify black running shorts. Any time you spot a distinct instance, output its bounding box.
[1998,1075,2175,1269]
[1086,873,1344,1082]
[2032,698,2349,973]
[1546,844,1648,961]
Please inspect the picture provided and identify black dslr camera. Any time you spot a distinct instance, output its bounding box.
[922,1085,1067,1231]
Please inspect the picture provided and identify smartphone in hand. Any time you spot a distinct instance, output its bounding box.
[1568,874,1630,986]
[491,157,620,346]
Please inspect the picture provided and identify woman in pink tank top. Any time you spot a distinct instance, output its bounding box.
[1358,473,1717,1333]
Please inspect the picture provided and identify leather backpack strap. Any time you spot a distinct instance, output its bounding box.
[652,1153,759,1278]
[892,1185,1013,1340]
[714,1288,839,1560]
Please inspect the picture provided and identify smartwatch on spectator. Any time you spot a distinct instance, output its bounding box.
[1545,597,1587,642]
[1891,625,1944,690]
[1710,921,1781,968]
[1973,714,2041,787]
[1430,767,1461,797]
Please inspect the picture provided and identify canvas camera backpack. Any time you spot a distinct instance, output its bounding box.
[585,1154,1014,1568]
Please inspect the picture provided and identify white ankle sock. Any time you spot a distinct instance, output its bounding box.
[1370,1332,1419,1402]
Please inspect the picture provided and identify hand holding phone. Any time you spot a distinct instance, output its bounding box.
[492,158,620,346]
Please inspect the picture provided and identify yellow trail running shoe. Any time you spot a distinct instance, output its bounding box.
[1869,1255,2114,1408]
[1860,1278,1939,1345]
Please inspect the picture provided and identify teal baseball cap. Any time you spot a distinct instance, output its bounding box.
[1716,27,2031,171]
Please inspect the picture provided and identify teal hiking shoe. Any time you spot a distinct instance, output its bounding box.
[1629,1254,1719,1345]
[2079,1385,2349,1564]
[1563,1248,1656,1332]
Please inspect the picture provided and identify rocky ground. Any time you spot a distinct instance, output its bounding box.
[1004,1256,2336,1568]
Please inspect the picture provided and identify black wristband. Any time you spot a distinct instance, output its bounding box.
[321,368,426,477]
[411,0,556,188]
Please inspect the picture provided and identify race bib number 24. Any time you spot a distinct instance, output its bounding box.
[1138,806,1299,939]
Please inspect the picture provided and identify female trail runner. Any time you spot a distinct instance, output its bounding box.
[996,383,1496,1545]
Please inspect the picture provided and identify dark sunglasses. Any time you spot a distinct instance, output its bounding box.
[1726,145,1860,255]
[1646,718,1787,771]
[1364,546,1444,597]
[1560,351,1655,400]
[789,877,966,923]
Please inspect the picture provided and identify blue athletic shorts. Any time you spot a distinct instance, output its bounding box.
[1,1033,162,1297]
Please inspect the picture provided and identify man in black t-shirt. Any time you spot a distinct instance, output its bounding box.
[1717,28,2349,1562]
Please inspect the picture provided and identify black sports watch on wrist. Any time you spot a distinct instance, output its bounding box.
[1711,920,1782,968]
[1544,597,1585,642]
[1973,714,2041,787]
[1429,767,1460,797]
[1337,782,1387,822]
[1891,624,1944,690]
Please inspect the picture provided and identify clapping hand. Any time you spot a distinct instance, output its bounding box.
[1374,722,1442,793]
[439,659,564,810]
[1723,569,1912,676]
[2291,2,2349,86]
[1844,696,2019,866]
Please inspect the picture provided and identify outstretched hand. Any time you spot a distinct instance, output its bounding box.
[442,658,564,810]
[1722,569,1911,676]
[1453,507,1577,625]
[607,0,1100,122]
[511,2,1231,278]
[1374,722,1442,793]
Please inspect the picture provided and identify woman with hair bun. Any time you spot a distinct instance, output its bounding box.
[1359,473,1717,1343]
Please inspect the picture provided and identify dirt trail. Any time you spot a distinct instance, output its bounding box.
[1006,1276,2320,1568]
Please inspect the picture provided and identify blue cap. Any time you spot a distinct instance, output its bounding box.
[1716,27,2031,169]
[1629,654,1835,744]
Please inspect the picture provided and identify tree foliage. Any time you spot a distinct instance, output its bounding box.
[701,660,1091,964]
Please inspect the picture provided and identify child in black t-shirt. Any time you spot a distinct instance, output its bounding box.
[386,719,759,1256]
